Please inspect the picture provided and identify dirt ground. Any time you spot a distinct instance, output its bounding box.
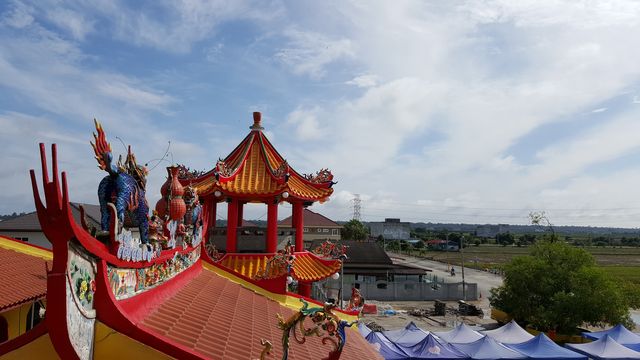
[359,299,499,332]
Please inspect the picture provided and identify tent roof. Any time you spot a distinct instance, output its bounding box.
[383,321,430,346]
[435,323,485,344]
[402,333,469,359]
[506,333,587,360]
[583,325,640,345]
[366,331,410,360]
[359,323,373,338]
[566,335,640,360]
[452,336,527,360]
[482,319,535,344]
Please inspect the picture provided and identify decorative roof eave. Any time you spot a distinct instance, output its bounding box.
[290,251,342,282]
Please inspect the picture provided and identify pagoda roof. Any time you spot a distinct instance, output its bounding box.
[219,251,342,282]
[189,113,334,202]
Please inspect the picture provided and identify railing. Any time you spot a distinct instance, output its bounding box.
[208,227,296,252]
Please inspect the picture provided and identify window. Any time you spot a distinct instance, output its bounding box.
[323,229,329,233]
[16,237,28,242]
[331,229,339,235]
[317,228,322,233]
[376,283,388,290]
[26,301,44,331]
[303,228,309,233]
[0,316,7,343]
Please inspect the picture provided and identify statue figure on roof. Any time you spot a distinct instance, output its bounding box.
[91,119,150,244]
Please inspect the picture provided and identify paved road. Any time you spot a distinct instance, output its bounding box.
[388,252,504,308]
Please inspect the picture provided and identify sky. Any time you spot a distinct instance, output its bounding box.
[1,0,640,228]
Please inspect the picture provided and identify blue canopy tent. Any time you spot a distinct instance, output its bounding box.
[402,333,469,360]
[366,331,411,360]
[482,320,535,344]
[452,335,527,360]
[506,333,587,360]
[384,322,431,347]
[583,325,640,345]
[359,322,373,338]
[565,335,640,360]
[435,323,485,344]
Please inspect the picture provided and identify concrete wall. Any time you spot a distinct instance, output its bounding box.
[344,280,478,301]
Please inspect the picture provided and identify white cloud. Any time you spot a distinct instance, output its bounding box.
[1,1,33,28]
[46,7,94,40]
[275,29,354,79]
[345,74,379,88]
[286,106,325,140]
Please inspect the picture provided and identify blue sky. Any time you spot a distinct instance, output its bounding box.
[2,0,640,227]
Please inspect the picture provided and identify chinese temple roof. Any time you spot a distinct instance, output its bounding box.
[189,113,334,202]
[140,267,378,360]
[0,236,51,312]
[219,251,342,282]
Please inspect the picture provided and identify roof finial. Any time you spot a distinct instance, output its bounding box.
[250,112,264,131]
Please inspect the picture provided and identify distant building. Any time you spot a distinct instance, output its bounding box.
[0,203,101,249]
[369,218,411,240]
[279,208,342,248]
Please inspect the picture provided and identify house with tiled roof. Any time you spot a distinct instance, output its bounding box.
[0,235,51,344]
[0,203,101,249]
[279,208,342,249]
[1,114,383,359]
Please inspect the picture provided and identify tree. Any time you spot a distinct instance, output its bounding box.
[342,219,368,241]
[490,240,635,333]
[496,233,515,246]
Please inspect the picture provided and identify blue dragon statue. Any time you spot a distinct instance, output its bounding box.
[91,120,150,244]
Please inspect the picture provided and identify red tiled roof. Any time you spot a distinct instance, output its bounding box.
[140,268,381,360]
[279,208,341,228]
[0,246,49,312]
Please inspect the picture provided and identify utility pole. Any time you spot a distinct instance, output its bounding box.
[461,235,466,300]
[352,194,361,221]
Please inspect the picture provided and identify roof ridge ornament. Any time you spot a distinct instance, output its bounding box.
[250,111,264,131]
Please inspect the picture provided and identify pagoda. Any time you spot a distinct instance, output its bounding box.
[0,114,380,360]
[188,112,334,254]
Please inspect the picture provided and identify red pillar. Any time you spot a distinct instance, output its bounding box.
[227,199,238,253]
[293,202,304,252]
[298,281,312,298]
[205,198,217,242]
[237,201,244,228]
[266,201,278,253]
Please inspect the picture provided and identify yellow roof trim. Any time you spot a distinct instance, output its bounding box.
[0,236,52,261]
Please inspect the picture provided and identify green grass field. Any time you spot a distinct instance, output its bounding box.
[400,245,640,283]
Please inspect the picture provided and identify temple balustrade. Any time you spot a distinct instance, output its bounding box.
[208,226,296,253]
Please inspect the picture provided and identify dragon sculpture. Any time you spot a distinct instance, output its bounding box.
[91,119,150,244]
[274,299,357,360]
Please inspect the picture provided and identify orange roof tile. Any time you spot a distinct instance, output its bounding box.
[189,115,334,202]
[291,252,342,282]
[140,268,381,360]
[219,254,281,279]
[219,252,342,282]
[0,241,50,312]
